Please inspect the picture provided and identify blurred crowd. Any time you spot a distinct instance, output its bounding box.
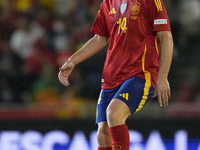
[0,0,200,118]
[0,0,103,104]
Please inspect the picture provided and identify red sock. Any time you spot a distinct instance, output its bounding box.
[109,124,130,150]
[98,147,112,150]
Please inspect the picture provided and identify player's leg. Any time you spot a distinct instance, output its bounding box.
[96,87,120,150]
[96,122,112,150]
[106,76,155,150]
[106,98,131,150]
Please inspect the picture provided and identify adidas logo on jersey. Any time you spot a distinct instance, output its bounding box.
[154,0,163,12]
[119,93,129,100]
[109,8,116,15]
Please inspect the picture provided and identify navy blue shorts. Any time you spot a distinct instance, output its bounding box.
[96,76,155,123]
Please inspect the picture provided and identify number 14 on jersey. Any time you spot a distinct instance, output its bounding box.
[117,17,128,34]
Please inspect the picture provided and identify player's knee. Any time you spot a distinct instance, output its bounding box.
[97,124,111,146]
[106,103,131,126]
[106,107,120,125]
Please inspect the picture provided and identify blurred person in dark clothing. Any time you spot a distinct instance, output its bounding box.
[0,38,23,102]
[0,0,19,40]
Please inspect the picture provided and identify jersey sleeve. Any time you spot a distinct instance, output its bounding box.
[148,0,171,32]
[90,3,110,37]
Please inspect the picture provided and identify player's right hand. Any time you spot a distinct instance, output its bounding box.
[58,61,74,87]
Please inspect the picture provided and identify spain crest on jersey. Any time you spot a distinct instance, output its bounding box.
[131,2,141,16]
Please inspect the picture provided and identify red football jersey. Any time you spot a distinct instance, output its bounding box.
[91,0,171,89]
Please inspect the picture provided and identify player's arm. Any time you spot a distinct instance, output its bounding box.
[68,34,109,65]
[153,30,173,107]
[58,34,109,87]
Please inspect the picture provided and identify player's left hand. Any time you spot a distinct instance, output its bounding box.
[153,77,171,107]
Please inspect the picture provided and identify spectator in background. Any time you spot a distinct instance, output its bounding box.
[0,0,19,40]
[73,18,94,45]
[0,0,102,114]
[10,12,45,59]
[26,0,55,35]
[56,37,77,67]
[0,76,14,103]
[53,0,71,17]
[0,38,23,102]
[52,16,71,53]
[24,38,57,78]
[87,0,102,18]
[178,0,200,47]
[18,38,57,103]
[34,5,54,34]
